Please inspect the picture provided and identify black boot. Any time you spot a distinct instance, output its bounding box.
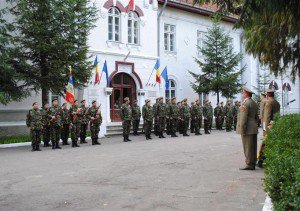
[72,140,75,147]
[159,133,163,138]
[52,142,56,149]
[95,138,101,145]
[161,133,166,138]
[127,136,132,142]
[56,142,62,149]
[75,141,80,147]
[36,145,42,151]
[92,139,96,145]
[205,129,210,134]
[123,136,128,142]
[31,145,36,152]
[146,135,149,140]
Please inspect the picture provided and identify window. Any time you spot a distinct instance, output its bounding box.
[164,24,176,52]
[128,11,140,44]
[197,30,205,57]
[165,79,176,99]
[108,7,120,42]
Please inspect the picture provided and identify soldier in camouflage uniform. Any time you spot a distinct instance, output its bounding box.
[121,97,132,142]
[48,98,62,149]
[220,102,225,130]
[132,100,141,136]
[153,98,159,136]
[232,100,239,131]
[41,102,51,147]
[61,103,71,145]
[165,99,171,135]
[195,99,203,134]
[86,100,102,145]
[170,97,179,137]
[203,99,211,134]
[80,100,89,144]
[142,99,153,140]
[214,103,222,130]
[69,100,81,147]
[156,97,167,138]
[209,102,213,131]
[190,101,201,135]
[225,100,233,132]
[177,101,183,134]
[180,99,190,136]
[26,102,43,151]
[190,102,195,133]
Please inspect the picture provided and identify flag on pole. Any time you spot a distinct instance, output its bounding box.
[65,66,75,104]
[161,66,169,90]
[127,0,135,11]
[102,60,110,86]
[94,55,100,85]
[154,59,161,83]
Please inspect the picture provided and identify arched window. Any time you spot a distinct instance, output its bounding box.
[283,82,291,106]
[165,79,176,99]
[268,80,279,90]
[108,7,120,42]
[128,11,140,44]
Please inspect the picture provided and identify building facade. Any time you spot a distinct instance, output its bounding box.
[0,0,299,137]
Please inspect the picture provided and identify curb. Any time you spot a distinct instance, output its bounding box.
[262,194,274,211]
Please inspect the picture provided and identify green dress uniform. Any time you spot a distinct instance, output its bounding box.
[236,97,259,169]
[259,99,266,136]
[142,103,153,140]
[190,104,201,135]
[48,105,62,149]
[180,104,190,136]
[121,103,132,142]
[41,108,51,147]
[26,108,43,151]
[214,105,222,130]
[132,104,141,136]
[263,98,280,133]
[69,105,81,147]
[80,105,89,143]
[61,108,71,145]
[170,102,179,137]
[232,102,239,131]
[87,106,102,145]
[225,104,233,131]
[156,102,167,138]
[203,104,212,134]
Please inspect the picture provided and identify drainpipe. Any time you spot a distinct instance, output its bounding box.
[157,0,168,57]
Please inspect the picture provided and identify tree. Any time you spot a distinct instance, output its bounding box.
[193,0,300,82]
[0,7,30,105]
[7,0,98,105]
[252,66,272,101]
[189,18,244,103]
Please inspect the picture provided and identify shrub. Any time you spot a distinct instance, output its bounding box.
[264,114,300,210]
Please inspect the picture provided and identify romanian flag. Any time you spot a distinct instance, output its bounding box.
[94,55,100,85]
[161,66,169,90]
[65,66,75,104]
[154,59,161,83]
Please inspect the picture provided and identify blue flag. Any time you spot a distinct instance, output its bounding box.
[102,60,110,86]
[161,66,169,90]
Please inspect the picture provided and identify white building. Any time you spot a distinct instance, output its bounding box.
[0,0,299,137]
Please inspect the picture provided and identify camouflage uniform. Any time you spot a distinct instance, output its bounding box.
[61,107,71,145]
[225,104,233,131]
[156,100,167,138]
[26,108,43,151]
[196,103,203,133]
[48,105,62,149]
[153,99,159,136]
[41,108,51,147]
[220,103,225,129]
[165,100,172,135]
[190,103,195,133]
[203,102,212,134]
[169,100,179,137]
[142,101,153,139]
[232,101,239,131]
[121,103,132,142]
[86,105,102,145]
[214,105,223,130]
[132,103,141,136]
[177,103,184,134]
[180,101,190,136]
[209,103,213,130]
[80,104,89,143]
[70,105,81,147]
[190,103,201,135]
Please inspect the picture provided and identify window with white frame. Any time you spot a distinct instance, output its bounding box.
[165,79,176,99]
[128,11,140,45]
[108,7,120,42]
[197,30,205,57]
[164,24,176,52]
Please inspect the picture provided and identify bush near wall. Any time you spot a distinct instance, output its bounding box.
[264,114,300,210]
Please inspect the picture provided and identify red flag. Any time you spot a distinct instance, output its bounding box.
[127,0,135,11]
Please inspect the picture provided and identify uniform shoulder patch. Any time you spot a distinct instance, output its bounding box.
[241,104,246,112]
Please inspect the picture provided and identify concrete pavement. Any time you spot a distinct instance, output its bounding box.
[0,130,265,210]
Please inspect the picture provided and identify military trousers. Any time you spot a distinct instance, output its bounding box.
[132,118,140,133]
[204,118,210,132]
[183,117,189,134]
[144,120,153,137]
[80,123,88,141]
[61,124,70,143]
[170,118,178,135]
[233,117,238,130]
[166,118,171,135]
[198,118,202,130]
[43,124,51,144]
[241,134,257,168]
[90,123,100,140]
[226,117,233,130]
[71,122,81,141]
[122,120,131,138]
[154,117,159,135]
[31,129,42,146]
[158,117,166,133]
[190,119,195,133]
[50,124,61,144]
[192,118,200,134]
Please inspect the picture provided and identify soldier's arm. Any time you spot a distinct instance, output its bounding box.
[240,103,249,134]
[264,102,272,126]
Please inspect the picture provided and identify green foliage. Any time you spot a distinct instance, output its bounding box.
[264,114,300,210]
[193,0,300,82]
[5,0,98,104]
[189,18,244,102]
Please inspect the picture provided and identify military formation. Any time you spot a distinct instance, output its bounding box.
[26,98,102,151]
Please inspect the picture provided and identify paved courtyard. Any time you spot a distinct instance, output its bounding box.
[0,130,265,210]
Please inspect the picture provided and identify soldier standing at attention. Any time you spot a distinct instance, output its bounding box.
[170,97,179,137]
[191,101,201,135]
[190,102,195,133]
[121,97,132,142]
[26,102,43,151]
[259,93,267,135]
[80,100,88,144]
[165,99,171,135]
[69,100,81,147]
[195,99,203,135]
[232,100,239,131]
[142,99,153,140]
[263,89,280,133]
[153,98,159,136]
[178,101,184,134]
[157,97,167,138]
[225,100,233,132]
[61,103,71,145]
[41,102,51,147]
[132,100,141,136]
[220,102,225,130]
[180,99,190,136]
[237,87,258,170]
[86,100,102,145]
[208,102,213,131]
[214,103,222,130]
[203,99,211,134]
[48,98,62,149]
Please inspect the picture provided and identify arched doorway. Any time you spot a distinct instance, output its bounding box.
[110,73,137,122]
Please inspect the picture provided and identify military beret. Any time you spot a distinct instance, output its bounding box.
[145,99,150,103]
[171,97,176,100]
[52,98,58,102]
[74,100,78,103]
[124,97,129,101]
[183,98,187,102]
[62,103,67,106]
[80,99,85,103]
[166,99,170,102]
[191,102,195,105]
[204,99,209,103]
[243,87,255,94]
[266,89,275,93]
[32,102,38,106]
[92,100,96,104]
[160,97,164,100]
[195,99,199,102]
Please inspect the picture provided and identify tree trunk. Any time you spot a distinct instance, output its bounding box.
[217,91,220,104]
[42,87,48,106]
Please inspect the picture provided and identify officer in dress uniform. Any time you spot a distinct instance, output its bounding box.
[142,99,153,140]
[121,97,132,142]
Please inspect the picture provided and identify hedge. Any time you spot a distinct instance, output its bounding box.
[264,114,300,210]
